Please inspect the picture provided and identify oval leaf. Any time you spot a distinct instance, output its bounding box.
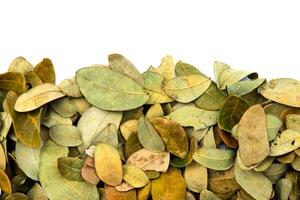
[49,125,82,147]
[123,164,149,188]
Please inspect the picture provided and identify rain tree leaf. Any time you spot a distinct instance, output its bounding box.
[49,125,82,147]
[57,157,84,181]
[126,148,170,172]
[77,106,122,151]
[166,106,218,130]
[237,104,269,167]
[227,78,265,96]
[122,164,149,188]
[150,118,188,159]
[76,67,148,111]
[15,141,43,181]
[258,78,300,107]
[200,189,222,200]
[14,83,65,112]
[175,61,204,77]
[193,147,235,170]
[275,178,292,200]
[217,95,250,132]
[39,140,99,200]
[50,97,77,118]
[93,123,119,148]
[94,143,123,186]
[27,183,48,200]
[156,55,175,80]
[142,71,173,104]
[108,53,144,86]
[3,91,42,148]
[184,162,207,193]
[0,72,26,94]
[267,114,283,141]
[151,167,186,200]
[104,185,136,200]
[163,74,211,103]
[269,129,300,156]
[59,77,82,97]
[137,116,165,152]
[34,58,56,84]
[8,56,33,74]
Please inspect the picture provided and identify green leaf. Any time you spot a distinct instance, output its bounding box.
[142,71,173,104]
[234,162,273,200]
[27,183,48,200]
[39,140,99,200]
[200,190,222,200]
[8,56,33,74]
[57,157,84,181]
[227,78,265,96]
[76,67,148,111]
[108,53,144,86]
[166,106,218,130]
[59,77,82,97]
[34,58,56,84]
[184,162,207,193]
[175,61,204,76]
[156,55,175,80]
[42,107,72,128]
[266,114,282,141]
[137,116,165,152]
[15,141,43,181]
[258,78,300,107]
[151,167,186,200]
[50,97,77,118]
[49,125,82,147]
[163,74,211,103]
[77,106,122,151]
[275,178,292,200]
[193,147,235,170]
[269,129,300,156]
[194,82,226,111]
[286,114,300,132]
[0,72,26,94]
[93,123,119,148]
[217,95,250,132]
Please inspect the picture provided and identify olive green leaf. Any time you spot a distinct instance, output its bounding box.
[126,148,170,172]
[156,55,175,80]
[277,151,295,164]
[125,133,143,159]
[123,164,149,188]
[69,97,91,114]
[253,156,275,172]
[263,163,288,184]
[142,71,173,104]
[77,106,122,151]
[15,140,43,181]
[137,182,151,200]
[27,183,48,200]
[237,104,269,167]
[258,78,300,107]
[267,114,282,141]
[227,78,265,96]
[34,58,56,84]
[137,116,165,152]
[193,147,235,170]
[269,129,300,156]
[234,162,273,200]
[104,185,136,200]
[275,178,292,200]
[184,162,207,193]
[200,127,216,148]
[76,67,148,111]
[286,114,300,132]
[150,118,188,159]
[49,125,82,147]
[39,140,99,200]
[3,91,42,148]
[200,190,222,200]
[92,123,119,148]
[59,77,83,97]
[145,103,164,119]
[8,56,33,74]
[0,72,26,94]
[0,112,12,141]
[166,106,218,130]
[57,157,84,181]
[0,168,11,194]
[208,167,240,194]
[41,107,72,128]
[194,82,226,111]
[213,61,258,90]
[217,95,250,132]
[50,97,77,118]
[108,53,144,86]
[151,167,186,200]
[285,171,300,200]
[175,60,204,77]
[24,70,43,87]
[163,74,211,103]
[14,83,65,112]
[94,143,123,186]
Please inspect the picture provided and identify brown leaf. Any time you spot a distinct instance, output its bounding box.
[104,185,137,200]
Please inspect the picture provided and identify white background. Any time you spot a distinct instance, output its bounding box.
[0,0,300,83]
